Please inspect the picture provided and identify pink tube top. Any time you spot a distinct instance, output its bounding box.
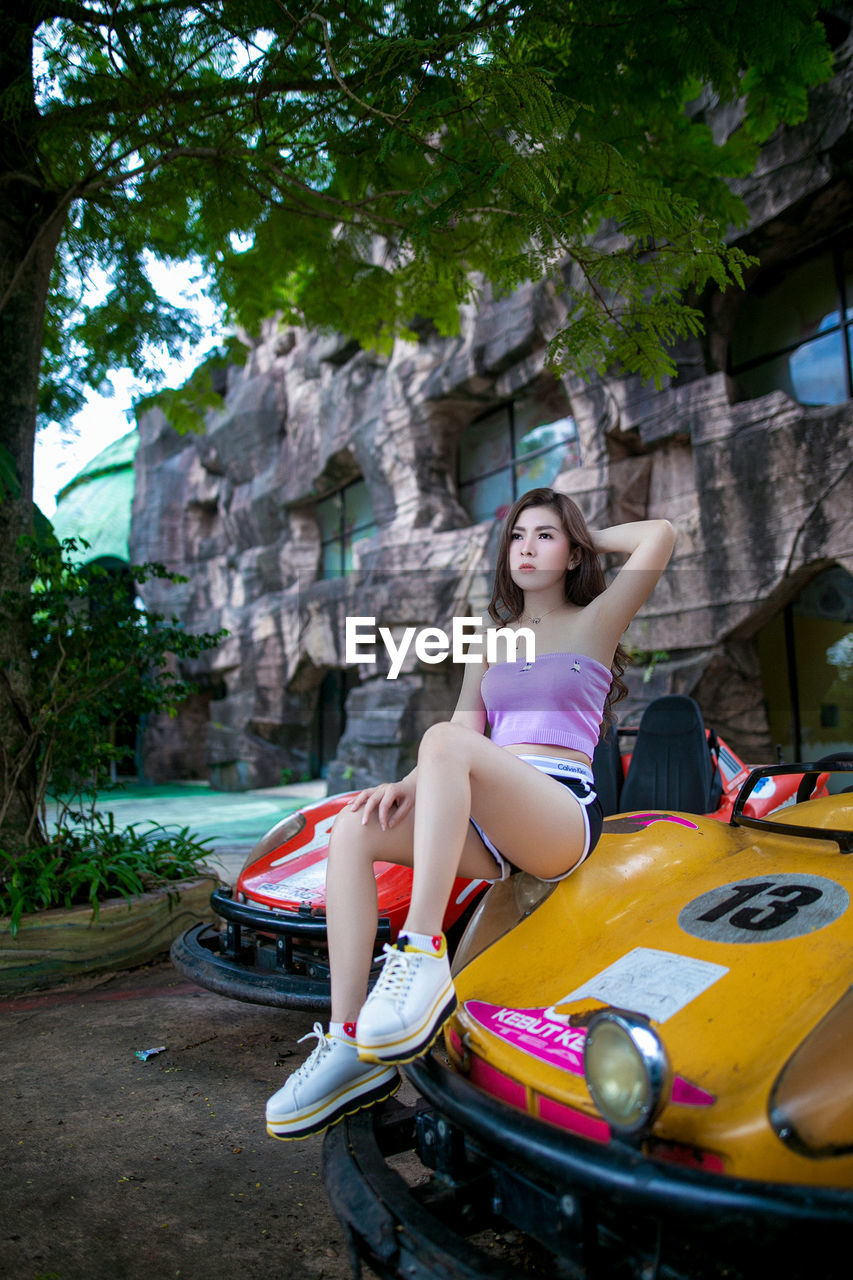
[481,652,612,758]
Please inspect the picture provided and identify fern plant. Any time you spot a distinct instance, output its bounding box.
[0,812,215,937]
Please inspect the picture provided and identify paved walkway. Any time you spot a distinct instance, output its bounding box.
[46,778,328,886]
[2,780,389,1279]
[0,959,383,1280]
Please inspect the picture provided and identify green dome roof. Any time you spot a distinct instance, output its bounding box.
[51,430,139,564]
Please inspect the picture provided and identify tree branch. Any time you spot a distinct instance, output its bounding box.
[46,0,191,26]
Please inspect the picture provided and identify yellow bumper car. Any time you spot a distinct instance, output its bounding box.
[323,759,853,1280]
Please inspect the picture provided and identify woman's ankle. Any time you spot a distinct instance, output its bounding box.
[398,928,445,952]
[329,1020,358,1042]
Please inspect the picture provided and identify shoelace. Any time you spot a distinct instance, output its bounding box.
[294,1022,332,1078]
[372,943,418,999]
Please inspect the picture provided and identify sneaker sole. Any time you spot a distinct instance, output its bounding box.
[357,986,458,1065]
[265,1070,400,1142]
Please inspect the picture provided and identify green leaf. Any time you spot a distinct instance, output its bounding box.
[23,0,832,422]
[0,810,215,931]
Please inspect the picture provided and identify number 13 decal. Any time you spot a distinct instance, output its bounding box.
[679,874,848,943]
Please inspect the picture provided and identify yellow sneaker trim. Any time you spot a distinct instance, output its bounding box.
[400,933,447,959]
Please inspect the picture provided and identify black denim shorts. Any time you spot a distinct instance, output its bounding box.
[470,757,603,882]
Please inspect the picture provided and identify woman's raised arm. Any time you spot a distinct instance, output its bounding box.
[587,519,676,646]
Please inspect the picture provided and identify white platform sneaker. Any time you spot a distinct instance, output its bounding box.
[266,1024,399,1141]
[356,933,457,1064]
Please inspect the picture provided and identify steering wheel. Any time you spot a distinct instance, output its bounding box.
[795,753,853,805]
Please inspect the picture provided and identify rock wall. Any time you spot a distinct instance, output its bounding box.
[131,26,853,788]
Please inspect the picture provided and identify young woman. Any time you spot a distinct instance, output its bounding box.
[266,486,675,1140]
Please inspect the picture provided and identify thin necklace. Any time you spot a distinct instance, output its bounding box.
[521,603,563,625]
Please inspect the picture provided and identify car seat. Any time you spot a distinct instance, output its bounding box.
[618,695,721,815]
[592,723,623,816]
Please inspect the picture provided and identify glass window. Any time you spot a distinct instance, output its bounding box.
[316,497,341,544]
[515,413,579,491]
[458,395,579,523]
[317,479,376,578]
[462,469,514,524]
[757,567,853,769]
[730,241,853,406]
[458,408,513,484]
[321,539,342,579]
[310,667,361,777]
[731,254,838,366]
[343,480,373,533]
[789,331,848,406]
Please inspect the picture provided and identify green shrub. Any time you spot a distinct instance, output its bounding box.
[0,810,215,937]
[1,535,225,848]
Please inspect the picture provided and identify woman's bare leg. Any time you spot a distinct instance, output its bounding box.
[324,803,412,1023]
[325,783,499,1023]
[403,721,588,936]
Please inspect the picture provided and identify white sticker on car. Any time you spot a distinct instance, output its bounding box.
[678,873,849,943]
[257,862,328,898]
[546,947,728,1024]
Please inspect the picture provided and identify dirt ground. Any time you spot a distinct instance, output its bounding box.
[0,959,389,1280]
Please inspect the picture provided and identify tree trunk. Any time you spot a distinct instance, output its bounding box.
[0,11,66,856]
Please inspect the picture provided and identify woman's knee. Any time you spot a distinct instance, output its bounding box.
[328,803,372,863]
[418,719,474,767]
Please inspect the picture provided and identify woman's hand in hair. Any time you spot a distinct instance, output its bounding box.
[585,520,676,650]
[590,519,675,567]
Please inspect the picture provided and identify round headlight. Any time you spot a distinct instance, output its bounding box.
[583,1011,671,1137]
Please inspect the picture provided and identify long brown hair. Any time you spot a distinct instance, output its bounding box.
[488,487,629,726]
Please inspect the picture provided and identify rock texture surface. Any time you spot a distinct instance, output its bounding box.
[131,34,853,788]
